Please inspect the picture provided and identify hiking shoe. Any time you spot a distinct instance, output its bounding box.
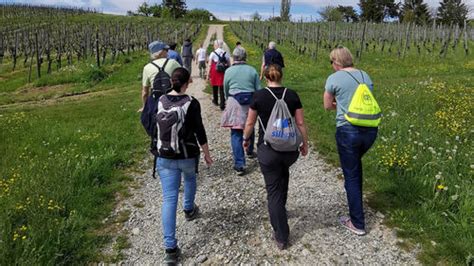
[339,216,366,236]
[184,204,200,221]
[272,232,288,250]
[246,152,257,159]
[163,247,181,265]
[233,166,246,176]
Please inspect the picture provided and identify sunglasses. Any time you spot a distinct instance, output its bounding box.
[330,60,334,65]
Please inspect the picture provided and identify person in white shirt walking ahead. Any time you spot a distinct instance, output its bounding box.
[195,43,207,79]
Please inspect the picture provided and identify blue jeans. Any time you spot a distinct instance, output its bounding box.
[156,157,197,249]
[336,124,377,230]
[230,129,254,168]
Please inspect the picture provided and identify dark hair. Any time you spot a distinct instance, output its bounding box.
[236,41,241,46]
[185,38,191,42]
[171,67,190,93]
[264,64,283,82]
[169,42,177,50]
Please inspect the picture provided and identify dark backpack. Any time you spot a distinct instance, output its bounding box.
[156,95,193,157]
[214,51,228,73]
[140,59,172,137]
[151,59,172,97]
[140,59,172,178]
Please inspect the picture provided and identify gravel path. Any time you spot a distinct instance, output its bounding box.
[119,25,419,265]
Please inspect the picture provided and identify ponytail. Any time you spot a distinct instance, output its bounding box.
[170,67,190,93]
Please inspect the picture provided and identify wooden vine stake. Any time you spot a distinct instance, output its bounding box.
[357,21,367,59]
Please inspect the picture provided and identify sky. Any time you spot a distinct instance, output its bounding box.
[3,0,474,20]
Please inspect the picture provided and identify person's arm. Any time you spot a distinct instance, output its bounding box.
[295,108,309,156]
[138,86,150,112]
[139,67,150,112]
[254,71,261,91]
[323,91,336,110]
[243,108,258,151]
[223,72,230,99]
[190,100,213,165]
[259,56,265,80]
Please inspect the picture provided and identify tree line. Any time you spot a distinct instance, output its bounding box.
[253,0,470,27]
[128,0,215,22]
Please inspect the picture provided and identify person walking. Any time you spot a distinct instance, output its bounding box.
[208,39,230,110]
[323,46,378,236]
[195,43,207,79]
[156,67,213,264]
[221,47,260,175]
[259,41,285,80]
[243,64,309,250]
[167,42,183,66]
[181,38,194,72]
[139,40,181,112]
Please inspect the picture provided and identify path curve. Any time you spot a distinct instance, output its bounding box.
[119,25,419,264]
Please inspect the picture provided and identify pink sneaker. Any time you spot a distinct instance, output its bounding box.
[339,216,366,236]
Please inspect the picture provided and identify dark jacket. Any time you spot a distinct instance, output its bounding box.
[264,48,285,68]
[182,41,193,58]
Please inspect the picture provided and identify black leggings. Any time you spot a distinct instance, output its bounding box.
[257,144,299,244]
[212,86,225,110]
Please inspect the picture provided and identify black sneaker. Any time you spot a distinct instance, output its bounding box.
[246,152,257,159]
[233,166,246,176]
[184,204,199,221]
[163,247,181,265]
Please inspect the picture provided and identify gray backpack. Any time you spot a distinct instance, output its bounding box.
[258,88,302,152]
[156,95,192,157]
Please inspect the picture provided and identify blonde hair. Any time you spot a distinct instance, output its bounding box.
[151,50,168,60]
[329,46,354,68]
[264,64,283,82]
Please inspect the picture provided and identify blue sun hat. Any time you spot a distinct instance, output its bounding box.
[148,40,170,55]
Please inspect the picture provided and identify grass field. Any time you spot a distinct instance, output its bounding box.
[0,11,208,262]
[224,26,473,264]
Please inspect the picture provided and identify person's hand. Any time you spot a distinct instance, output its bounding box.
[259,75,263,80]
[300,143,308,156]
[243,139,250,151]
[204,154,213,166]
[137,107,144,112]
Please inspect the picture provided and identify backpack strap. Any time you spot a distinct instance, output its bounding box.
[343,70,362,84]
[213,51,221,61]
[151,58,169,73]
[265,87,287,101]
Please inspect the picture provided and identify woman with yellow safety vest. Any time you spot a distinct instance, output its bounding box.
[323,46,380,236]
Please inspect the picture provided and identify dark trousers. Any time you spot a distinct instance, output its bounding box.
[257,144,299,244]
[212,86,225,110]
[336,124,377,230]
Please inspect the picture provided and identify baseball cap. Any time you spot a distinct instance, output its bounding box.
[148,41,169,54]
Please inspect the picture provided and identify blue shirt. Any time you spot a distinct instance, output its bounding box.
[325,70,373,127]
[167,50,183,66]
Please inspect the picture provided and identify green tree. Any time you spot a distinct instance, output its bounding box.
[280,0,291,21]
[336,5,359,22]
[162,0,187,19]
[149,4,163,17]
[137,2,151,17]
[251,11,262,21]
[437,0,469,26]
[400,0,431,25]
[319,6,343,22]
[185,9,215,21]
[359,0,399,22]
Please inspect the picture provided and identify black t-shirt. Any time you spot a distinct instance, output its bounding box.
[250,87,303,146]
[158,95,208,159]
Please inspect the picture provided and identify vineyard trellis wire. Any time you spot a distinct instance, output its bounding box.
[0,4,202,82]
[229,20,473,61]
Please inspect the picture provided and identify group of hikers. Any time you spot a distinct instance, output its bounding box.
[139,36,380,264]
